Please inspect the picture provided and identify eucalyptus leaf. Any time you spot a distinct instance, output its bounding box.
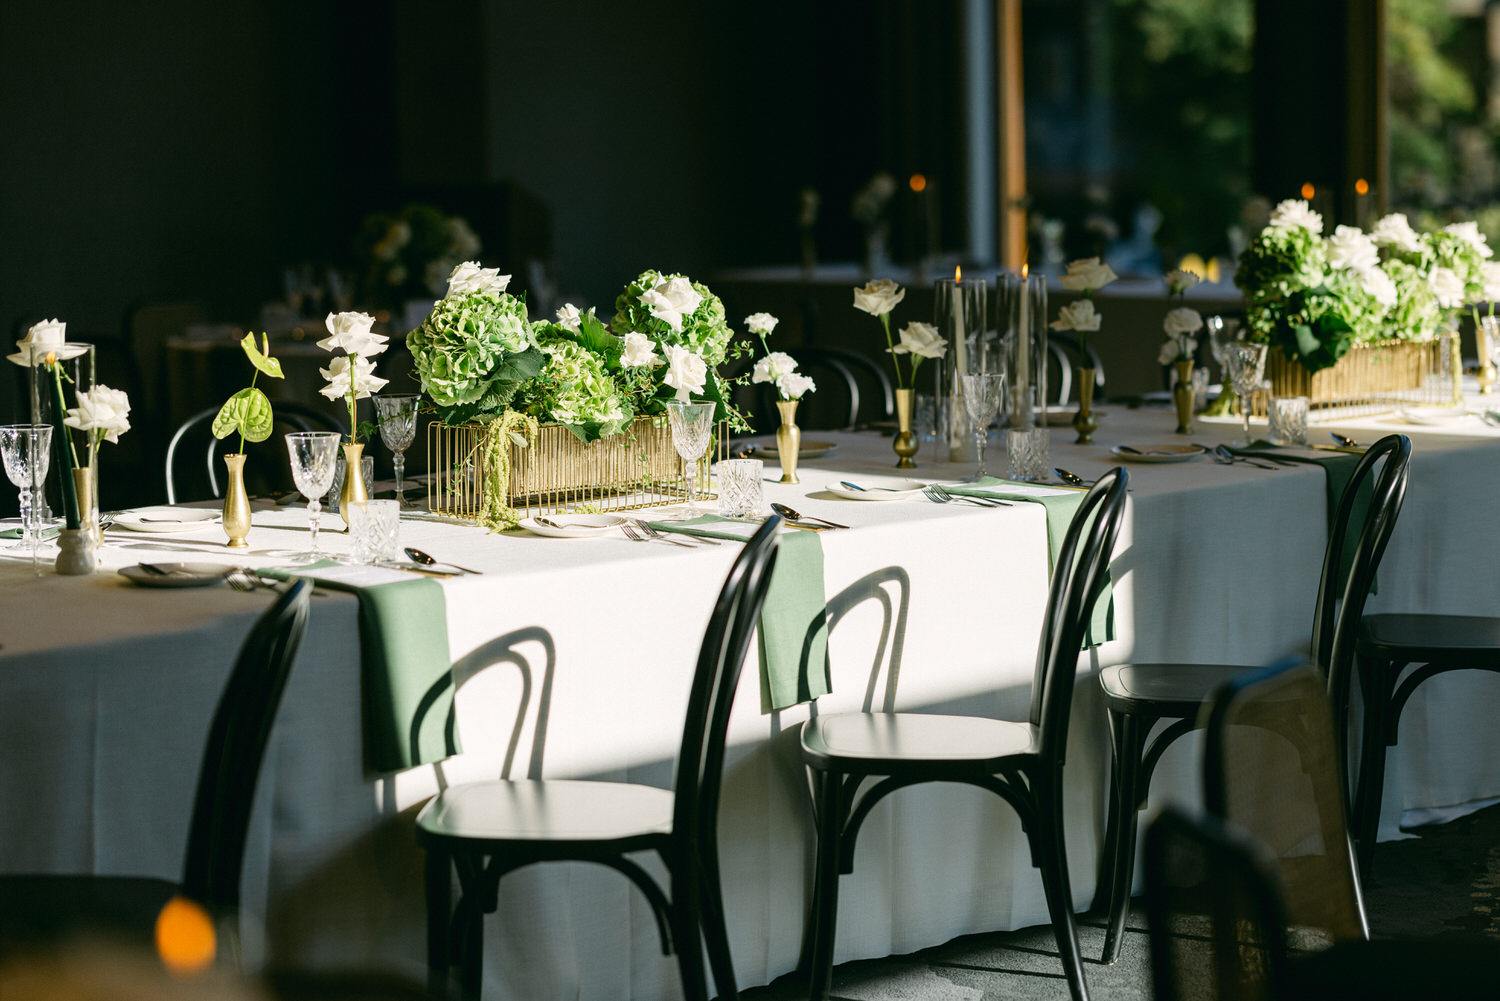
[212,387,275,442]
[240,332,285,379]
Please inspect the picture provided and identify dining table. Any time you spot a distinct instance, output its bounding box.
[3,395,1500,1001]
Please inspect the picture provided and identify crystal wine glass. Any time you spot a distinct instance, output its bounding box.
[285,431,341,563]
[1225,341,1269,447]
[373,394,419,509]
[1,424,53,574]
[1206,315,1240,404]
[960,372,1006,480]
[665,400,716,516]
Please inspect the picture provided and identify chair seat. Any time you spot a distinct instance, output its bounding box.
[0,874,177,956]
[1358,614,1500,667]
[1099,663,1258,717]
[415,779,675,848]
[801,712,1037,774]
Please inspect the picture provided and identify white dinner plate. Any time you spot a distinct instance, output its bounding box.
[1110,443,1207,463]
[518,514,628,539]
[758,440,837,459]
[824,479,928,501]
[1388,406,1474,427]
[117,562,233,588]
[112,507,222,533]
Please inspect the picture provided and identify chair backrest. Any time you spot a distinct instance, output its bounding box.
[672,516,782,844]
[1048,331,1106,397]
[1145,806,1291,1001]
[165,403,346,503]
[1306,434,1410,725]
[1030,467,1130,763]
[752,347,895,431]
[179,578,312,911]
[1202,660,1369,946]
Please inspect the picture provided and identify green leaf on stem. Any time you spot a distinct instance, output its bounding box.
[212,387,275,442]
[240,333,284,379]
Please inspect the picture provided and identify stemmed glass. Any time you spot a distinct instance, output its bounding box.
[1225,341,1269,447]
[1,424,53,574]
[373,394,419,509]
[665,400,716,516]
[285,432,341,563]
[960,372,1006,480]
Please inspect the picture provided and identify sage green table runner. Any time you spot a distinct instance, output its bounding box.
[1231,442,1370,587]
[0,525,59,540]
[942,478,1115,646]
[264,561,458,773]
[645,516,831,712]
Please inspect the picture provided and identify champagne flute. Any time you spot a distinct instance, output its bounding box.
[1,424,53,574]
[373,394,419,509]
[960,372,1006,480]
[665,400,716,516]
[285,432,341,563]
[1225,341,1269,447]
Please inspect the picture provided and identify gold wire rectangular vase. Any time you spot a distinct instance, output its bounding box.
[1263,334,1454,415]
[426,414,718,520]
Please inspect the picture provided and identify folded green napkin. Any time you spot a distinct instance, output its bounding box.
[648,516,831,713]
[942,478,1115,647]
[263,561,459,773]
[0,525,60,540]
[1233,442,1371,591]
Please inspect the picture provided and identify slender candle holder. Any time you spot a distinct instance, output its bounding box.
[934,271,989,462]
[999,273,1049,481]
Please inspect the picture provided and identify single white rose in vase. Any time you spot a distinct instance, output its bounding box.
[318,310,390,439]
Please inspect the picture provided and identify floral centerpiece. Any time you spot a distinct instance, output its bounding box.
[746,313,816,401]
[1051,258,1117,443]
[318,310,390,522]
[213,333,284,547]
[852,279,943,465]
[1160,271,1204,433]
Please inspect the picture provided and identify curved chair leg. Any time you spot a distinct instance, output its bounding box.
[804,768,844,1001]
[670,882,710,1001]
[1098,710,1145,964]
[1353,655,1392,882]
[696,841,739,1001]
[424,846,454,999]
[1035,771,1089,1001]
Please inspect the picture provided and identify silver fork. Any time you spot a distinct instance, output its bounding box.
[621,523,696,548]
[924,484,1011,508]
[630,519,721,545]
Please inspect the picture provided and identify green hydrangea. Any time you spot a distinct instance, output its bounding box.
[1236,224,1327,310]
[1382,259,1442,339]
[612,270,735,367]
[408,290,541,422]
[514,325,634,441]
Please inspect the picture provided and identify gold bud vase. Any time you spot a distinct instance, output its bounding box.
[892,387,918,468]
[222,453,252,549]
[1073,366,1099,444]
[339,442,368,527]
[775,400,801,484]
[1172,359,1196,434]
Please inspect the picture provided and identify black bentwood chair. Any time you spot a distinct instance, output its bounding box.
[799,467,1129,1001]
[1094,434,1411,964]
[165,403,345,503]
[416,518,782,1001]
[0,578,313,965]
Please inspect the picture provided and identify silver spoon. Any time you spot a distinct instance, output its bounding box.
[1052,468,1088,487]
[1330,432,1361,448]
[404,546,482,574]
[769,502,849,530]
[1214,444,1279,470]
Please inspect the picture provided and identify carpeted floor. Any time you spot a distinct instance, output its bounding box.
[744,801,1500,1001]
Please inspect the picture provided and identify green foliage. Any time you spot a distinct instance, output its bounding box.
[213,387,274,443]
[1388,0,1482,207]
[240,332,284,380]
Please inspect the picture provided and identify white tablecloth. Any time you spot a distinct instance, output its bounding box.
[3,400,1499,1000]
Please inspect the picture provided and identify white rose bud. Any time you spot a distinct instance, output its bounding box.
[1059,257,1119,293]
[319,311,387,357]
[891,321,946,359]
[8,317,71,367]
[64,384,133,444]
[744,312,779,334]
[1050,299,1102,333]
[852,278,906,316]
[1163,307,1204,338]
[1268,199,1324,236]
[777,371,816,399]
[620,332,661,369]
[662,344,707,401]
[1429,266,1467,309]
[1164,269,1201,296]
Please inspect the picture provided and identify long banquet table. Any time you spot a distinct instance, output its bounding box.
[3,401,1500,1000]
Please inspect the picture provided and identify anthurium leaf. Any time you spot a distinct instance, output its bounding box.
[241,332,285,379]
[212,387,275,442]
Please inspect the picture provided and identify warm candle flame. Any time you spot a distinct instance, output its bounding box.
[955,265,962,281]
[45,351,56,366]
[1301,182,1316,200]
[1021,263,1029,278]
[1355,178,1369,195]
[909,173,927,193]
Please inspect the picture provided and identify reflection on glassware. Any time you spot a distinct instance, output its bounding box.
[1006,427,1050,482]
[914,393,937,443]
[961,372,1006,480]
[286,431,341,563]
[665,400,716,515]
[373,394,420,509]
[1225,341,1269,447]
[1205,315,1241,374]
[716,458,764,518]
[348,499,401,564]
[1,424,53,574]
[1268,396,1309,446]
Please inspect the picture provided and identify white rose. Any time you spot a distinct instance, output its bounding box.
[890,321,947,359]
[777,371,816,399]
[752,351,798,384]
[1050,299,1101,332]
[620,332,661,368]
[1158,337,1196,366]
[1268,199,1324,236]
[662,344,707,401]
[1479,261,1500,302]
[1361,266,1399,310]
[556,303,582,333]
[319,354,388,401]
[7,317,68,367]
[1444,221,1493,260]
[319,311,387,357]
[1325,225,1379,272]
[445,261,511,298]
[639,276,704,333]
[852,278,906,316]
[64,384,132,444]
[744,312,778,334]
[1370,213,1424,254]
[1059,257,1119,293]
[1164,269,1201,295]
[1163,307,1204,338]
[1430,266,1467,309]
